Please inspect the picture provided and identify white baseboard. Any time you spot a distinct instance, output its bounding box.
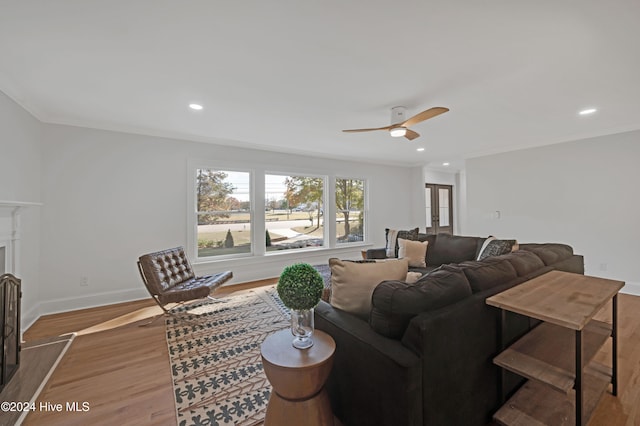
[21,303,42,334]
[621,281,640,296]
[35,288,149,318]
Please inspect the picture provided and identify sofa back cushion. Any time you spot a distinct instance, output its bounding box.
[493,250,545,277]
[458,259,518,293]
[518,243,574,266]
[329,258,409,319]
[427,234,485,266]
[370,268,472,339]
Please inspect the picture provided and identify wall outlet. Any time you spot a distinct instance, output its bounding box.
[80,276,89,286]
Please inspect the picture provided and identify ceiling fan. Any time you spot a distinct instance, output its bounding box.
[342,106,449,141]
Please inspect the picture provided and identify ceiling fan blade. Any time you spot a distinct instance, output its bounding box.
[401,107,449,128]
[404,129,420,141]
[342,125,393,133]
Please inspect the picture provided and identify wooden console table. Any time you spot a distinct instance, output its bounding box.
[261,328,336,426]
[486,270,624,426]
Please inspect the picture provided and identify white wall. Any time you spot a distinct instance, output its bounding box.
[465,129,640,295]
[38,124,415,314]
[0,91,43,328]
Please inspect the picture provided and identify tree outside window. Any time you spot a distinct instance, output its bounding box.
[265,174,325,251]
[196,169,251,257]
[336,178,365,244]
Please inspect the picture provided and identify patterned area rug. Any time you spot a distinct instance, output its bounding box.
[166,287,290,426]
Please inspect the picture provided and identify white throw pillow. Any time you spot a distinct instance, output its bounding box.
[398,238,428,268]
[405,271,423,284]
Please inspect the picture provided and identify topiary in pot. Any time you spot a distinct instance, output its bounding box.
[277,263,324,349]
[277,263,324,310]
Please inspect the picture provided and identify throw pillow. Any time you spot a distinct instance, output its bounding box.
[397,238,428,268]
[478,239,517,260]
[329,257,409,319]
[385,228,419,258]
[405,271,423,284]
[476,236,496,260]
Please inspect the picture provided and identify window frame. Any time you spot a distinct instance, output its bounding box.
[264,171,328,255]
[187,161,369,263]
[335,176,368,246]
[190,165,255,262]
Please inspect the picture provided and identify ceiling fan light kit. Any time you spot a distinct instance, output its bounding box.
[389,127,407,137]
[343,106,449,141]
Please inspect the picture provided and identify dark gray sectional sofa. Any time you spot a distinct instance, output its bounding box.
[314,233,584,426]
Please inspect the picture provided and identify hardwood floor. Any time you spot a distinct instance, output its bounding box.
[21,284,640,426]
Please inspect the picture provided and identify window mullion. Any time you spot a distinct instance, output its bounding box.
[327,176,337,248]
[253,171,266,256]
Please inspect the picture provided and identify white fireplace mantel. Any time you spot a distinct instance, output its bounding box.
[0,200,42,209]
[0,200,42,276]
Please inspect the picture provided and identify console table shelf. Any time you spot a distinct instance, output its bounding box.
[494,370,611,426]
[493,320,611,394]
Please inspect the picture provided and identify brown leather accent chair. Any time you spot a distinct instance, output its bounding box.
[137,246,232,319]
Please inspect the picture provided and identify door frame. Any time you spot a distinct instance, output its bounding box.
[425,183,453,234]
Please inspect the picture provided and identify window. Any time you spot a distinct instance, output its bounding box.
[265,174,325,251]
[336,178,365,244]
[196,169,251,258]
[190,166,368,261]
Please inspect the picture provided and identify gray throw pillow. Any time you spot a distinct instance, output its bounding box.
[478,239,515,260]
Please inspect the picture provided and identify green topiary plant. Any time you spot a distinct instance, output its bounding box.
[277,263,324,310]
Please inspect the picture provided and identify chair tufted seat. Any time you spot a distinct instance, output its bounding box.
[157,271,233,304]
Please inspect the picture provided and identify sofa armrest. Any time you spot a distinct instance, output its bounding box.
[315,300,422,426]
[365,247,388,259]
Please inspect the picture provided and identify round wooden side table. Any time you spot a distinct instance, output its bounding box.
[261,328,336,426]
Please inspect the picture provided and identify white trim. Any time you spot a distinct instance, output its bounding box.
[0,201,42,276]
[21,303,42,333]
[16,334,76,426]
[0,201,43,208]
[621,281,640,296]
[36,288,148,317]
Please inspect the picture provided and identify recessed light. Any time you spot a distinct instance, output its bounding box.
[416,148,425,152]
[189,103,203,111]
[442,162,450,166]
[579,108,597,115]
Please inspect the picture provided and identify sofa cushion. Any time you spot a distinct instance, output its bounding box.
[385,228,419,257]
[329,258,409,319]
[370,268,472,339]
[398,238,428,268]
[458,259,518,293]
[519,243,574,266]
[416,233,437,246]
[427,234,484,266]
[493,250,545,277]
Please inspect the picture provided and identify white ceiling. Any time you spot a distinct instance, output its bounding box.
[2,1,640,168]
